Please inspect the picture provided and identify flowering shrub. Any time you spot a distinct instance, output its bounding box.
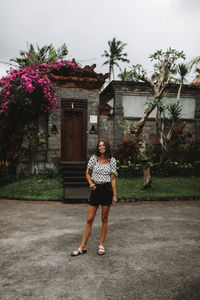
[0,59,78,177]
[0,60,77,117]
[0,64,57,116]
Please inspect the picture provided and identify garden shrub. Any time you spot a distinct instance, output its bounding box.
[114,140,137,164]
[0,60,78,182]
[117,160,200,178]
[0,161,16,186]
[115,134,200,178]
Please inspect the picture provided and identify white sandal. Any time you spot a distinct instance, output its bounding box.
[71,247,87,256]
[97,245,106,255]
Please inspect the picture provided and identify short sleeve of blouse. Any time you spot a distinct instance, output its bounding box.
[110,157,118,176]
[86,155,97,171]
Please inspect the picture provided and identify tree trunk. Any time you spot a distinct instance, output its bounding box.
[141,161,152,189]
[109,64,112,81]
[176,83,182,104]
[137,136,152,189]
[155,105,160,137]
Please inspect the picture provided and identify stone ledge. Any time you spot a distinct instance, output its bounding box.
[0,195,200,204]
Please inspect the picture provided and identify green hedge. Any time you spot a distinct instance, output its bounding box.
[117,160,200,178]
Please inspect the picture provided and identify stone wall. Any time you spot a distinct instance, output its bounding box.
[100,81,200,147]
[17,114,49,177]
[47,86,100,165]
[17,81,200,175]
[98,115,115,150]
[114,94,124,149]
[122,118,196,143]
[195,98,200,139]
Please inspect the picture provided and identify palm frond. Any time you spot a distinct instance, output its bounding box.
[176,63,189,84]
[102,37,130,80]
[167,103,182,121]
[57,43,68,59]
[10,43,69,67]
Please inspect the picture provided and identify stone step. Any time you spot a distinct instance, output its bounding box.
[63,176,87,182]
[58,161,87,165]
[58,162,87,169]
[63,181,88,187]
[64,186,90,201]
[57,162,89,201]
[60,168,86,175]
[61,169,86,176]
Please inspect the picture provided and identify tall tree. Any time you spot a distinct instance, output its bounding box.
[157,62,189,160]
[120,48,186,188]
[11,43,68,68]
[102,37,129,81]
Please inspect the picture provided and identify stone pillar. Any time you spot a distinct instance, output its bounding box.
[99,115,108,140]
[86,90,99,157]
[47,107,61,165]
[37,114,48,170]
[114,94,123,149]
[195,97,200,140]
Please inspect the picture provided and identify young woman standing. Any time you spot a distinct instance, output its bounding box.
[71,140,117,256]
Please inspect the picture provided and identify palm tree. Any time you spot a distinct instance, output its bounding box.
[102,37,130,81]
[11,43,68,67]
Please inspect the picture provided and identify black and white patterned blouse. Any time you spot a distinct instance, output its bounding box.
[86,155,118,183]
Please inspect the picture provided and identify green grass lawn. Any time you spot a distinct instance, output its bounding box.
[0,176,64,201]
[117,177,200,198]
[0,176,199,201]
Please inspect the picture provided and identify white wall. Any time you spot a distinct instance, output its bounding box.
[122,95,196,119]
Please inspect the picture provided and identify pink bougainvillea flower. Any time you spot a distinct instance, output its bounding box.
[0,59,81,116]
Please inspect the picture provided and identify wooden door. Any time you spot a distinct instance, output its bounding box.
[61,108,87,161]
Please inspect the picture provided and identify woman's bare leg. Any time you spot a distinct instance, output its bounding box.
[99,205,111,247]
[79,205,98,249]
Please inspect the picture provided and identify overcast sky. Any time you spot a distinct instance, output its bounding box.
[0,0,200,81]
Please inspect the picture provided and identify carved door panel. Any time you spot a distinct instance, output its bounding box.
[61,109,86,161]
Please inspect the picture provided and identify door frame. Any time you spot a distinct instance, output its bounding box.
[61,99,87,162]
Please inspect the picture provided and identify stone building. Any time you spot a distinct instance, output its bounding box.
[24,66,200,174]
[45,64,109,169]
[17,65,200,200]
[99,81,200,150]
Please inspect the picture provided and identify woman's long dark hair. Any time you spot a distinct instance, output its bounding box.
[95,140,112,158]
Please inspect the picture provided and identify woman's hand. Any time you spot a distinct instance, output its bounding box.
[112,195,117,205]
[90,183,96,190]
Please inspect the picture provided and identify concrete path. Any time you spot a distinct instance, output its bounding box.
[0,200,200,300]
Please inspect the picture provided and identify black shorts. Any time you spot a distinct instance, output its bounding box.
[88,182,113,207]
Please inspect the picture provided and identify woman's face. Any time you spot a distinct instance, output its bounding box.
[98,141,106,154]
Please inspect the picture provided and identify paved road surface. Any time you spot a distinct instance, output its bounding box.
[0,200,200,300]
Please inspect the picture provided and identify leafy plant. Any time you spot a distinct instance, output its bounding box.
[11,43,68,67]
[0,59,78,177]
[102,37,130,80]
[114,140,137,164]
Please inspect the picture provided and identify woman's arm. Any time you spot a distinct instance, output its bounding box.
[110,173,117,205]
[86,170,96,190]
